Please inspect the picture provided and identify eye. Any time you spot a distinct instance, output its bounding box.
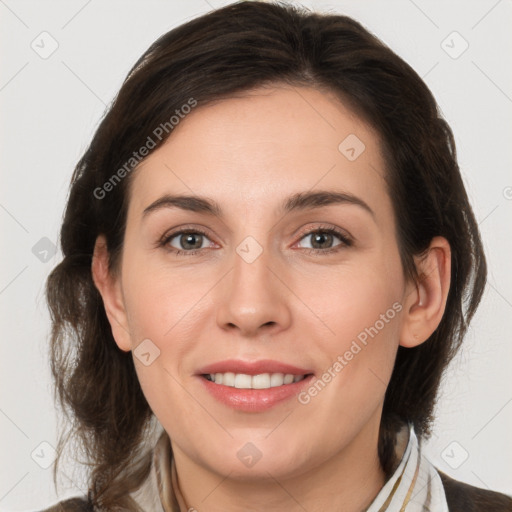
[161,228,214,255]
[159,225,352,257]
[295,226,352,254]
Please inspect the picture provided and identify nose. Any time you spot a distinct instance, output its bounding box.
[215,244,292,338]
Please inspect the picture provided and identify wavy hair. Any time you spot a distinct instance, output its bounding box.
[46,1,487,509]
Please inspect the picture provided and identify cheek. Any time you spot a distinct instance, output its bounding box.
[327,272,402,354]
[294,253,404,412]
[299,251,403,350]
[122,252,210,344]
[120,252,219,414]
[122,261,207,433]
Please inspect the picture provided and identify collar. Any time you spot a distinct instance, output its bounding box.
[130,423,449,512]
[366,423,449,511]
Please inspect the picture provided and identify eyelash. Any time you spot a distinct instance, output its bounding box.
[159,225,353,257]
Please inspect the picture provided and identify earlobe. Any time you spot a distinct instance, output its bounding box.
[399,236,451,348]
[91,235,132,352]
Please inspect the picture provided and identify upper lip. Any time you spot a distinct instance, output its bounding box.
[197,359,314,376]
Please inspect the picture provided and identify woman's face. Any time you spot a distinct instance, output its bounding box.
[109,85,412,480]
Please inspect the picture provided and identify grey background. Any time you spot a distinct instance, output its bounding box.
[1,0,511,510]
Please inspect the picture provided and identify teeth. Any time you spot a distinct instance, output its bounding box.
[234,373,252,389]
[252,373,271,389]
[283,373,294,384]
[222,372,235,386]
[206,372,307,389]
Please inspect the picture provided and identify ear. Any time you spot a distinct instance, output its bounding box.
[91,235,132,352]
[399,236,451,348]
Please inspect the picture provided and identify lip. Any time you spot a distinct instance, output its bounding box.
[196,359,315,412]
[198,374,315,412]
[196,359,313,376]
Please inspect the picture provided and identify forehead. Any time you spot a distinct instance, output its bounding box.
[129,85,390,219]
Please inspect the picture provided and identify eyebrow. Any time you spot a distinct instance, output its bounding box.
[142,190,375,219]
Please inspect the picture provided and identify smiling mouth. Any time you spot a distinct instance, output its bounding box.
[202,372,311,390]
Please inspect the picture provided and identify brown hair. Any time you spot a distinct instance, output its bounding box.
[46,1,487,509]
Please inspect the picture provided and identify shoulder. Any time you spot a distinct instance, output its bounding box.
[438,470,512,511]
[39,496,93,512]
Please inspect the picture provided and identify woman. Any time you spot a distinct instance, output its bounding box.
[42,1,512,511]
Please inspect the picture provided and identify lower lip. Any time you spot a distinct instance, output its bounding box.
[197,374,315,412]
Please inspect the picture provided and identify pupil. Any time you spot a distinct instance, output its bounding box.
[312,232,332,249]
[182,233,202,249]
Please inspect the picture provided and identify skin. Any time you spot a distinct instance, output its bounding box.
[92,84,451,512]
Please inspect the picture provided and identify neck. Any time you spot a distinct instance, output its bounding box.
[171,416,388,512]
